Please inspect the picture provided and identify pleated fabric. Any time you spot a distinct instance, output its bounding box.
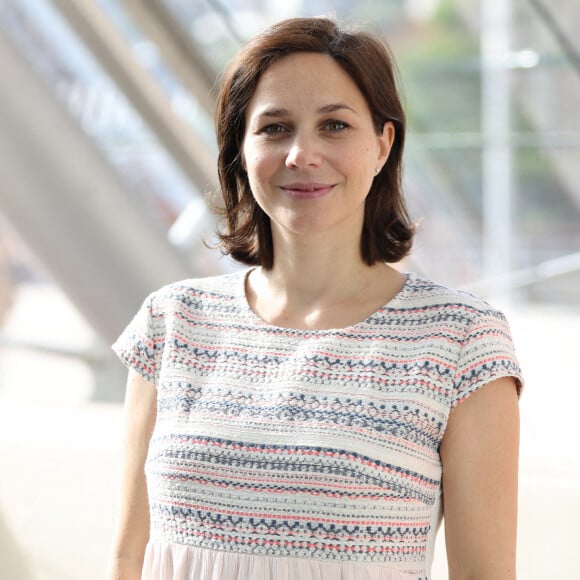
[142,541,419,580]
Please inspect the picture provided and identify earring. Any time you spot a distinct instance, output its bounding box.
[375,167,380,175]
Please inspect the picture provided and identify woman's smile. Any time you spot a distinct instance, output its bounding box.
[278,182,336,199]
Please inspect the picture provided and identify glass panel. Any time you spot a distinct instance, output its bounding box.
[3,0,579,300]
[157,0,580,300]
[0,0,204,230]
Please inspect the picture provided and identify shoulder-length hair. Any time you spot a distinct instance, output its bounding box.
[213,17,414,268]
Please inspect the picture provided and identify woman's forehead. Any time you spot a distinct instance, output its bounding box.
[246,53,367,116]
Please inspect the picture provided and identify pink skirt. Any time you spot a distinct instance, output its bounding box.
[141,541,423,580]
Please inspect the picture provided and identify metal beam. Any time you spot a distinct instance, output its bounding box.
[463,251,580,296]
[0,25,191,347]
[481,0,513,291]
[48,0,218,192]
[120,0,217,115]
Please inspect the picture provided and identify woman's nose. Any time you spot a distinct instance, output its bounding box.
[285,134,322,168]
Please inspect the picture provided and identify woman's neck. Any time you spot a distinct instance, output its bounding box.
[266,223,369,294]
[245,233,405,330]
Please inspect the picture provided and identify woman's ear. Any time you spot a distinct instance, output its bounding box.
[377,121,396,169]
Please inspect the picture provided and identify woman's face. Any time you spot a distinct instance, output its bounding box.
[242,52,394,243]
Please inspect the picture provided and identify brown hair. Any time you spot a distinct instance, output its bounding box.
[213,17,414,268]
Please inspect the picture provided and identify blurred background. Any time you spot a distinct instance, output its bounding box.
[0,0,578,578]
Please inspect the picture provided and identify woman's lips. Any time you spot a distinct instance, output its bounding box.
[279,183,335,199]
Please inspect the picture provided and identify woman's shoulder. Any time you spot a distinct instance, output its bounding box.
[149,269,247,303]
[400,272,508,321]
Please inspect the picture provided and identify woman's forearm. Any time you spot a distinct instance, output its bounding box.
[107,554,144,580]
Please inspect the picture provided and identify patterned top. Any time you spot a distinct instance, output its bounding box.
[113,269,522,580]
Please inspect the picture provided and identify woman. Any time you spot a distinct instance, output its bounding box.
[109,17,522,580]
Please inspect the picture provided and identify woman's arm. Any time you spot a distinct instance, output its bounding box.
[440,377,520,580]
[108,370,157,580]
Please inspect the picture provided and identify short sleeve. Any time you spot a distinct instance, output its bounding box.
[112,292,165,385]
[452,308,523,407]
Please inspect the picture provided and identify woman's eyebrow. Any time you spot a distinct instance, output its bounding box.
[254,103,358,119]
[256,108,288,119]
[318,103,358,115]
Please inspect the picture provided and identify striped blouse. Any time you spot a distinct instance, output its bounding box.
[113,269,522,580]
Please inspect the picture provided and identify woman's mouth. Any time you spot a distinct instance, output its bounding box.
[279,183,335,199]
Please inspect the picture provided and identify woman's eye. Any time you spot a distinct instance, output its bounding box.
[323,120,348,132]
[260,124,288,135]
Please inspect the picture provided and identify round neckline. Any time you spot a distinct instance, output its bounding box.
[238,268,412,334]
